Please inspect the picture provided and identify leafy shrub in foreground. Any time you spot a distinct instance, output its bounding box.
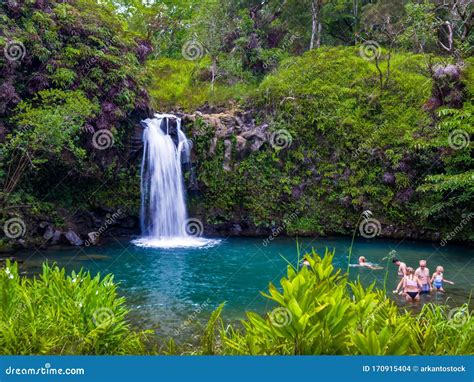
[211,250,473,355]
[0,261,151,355]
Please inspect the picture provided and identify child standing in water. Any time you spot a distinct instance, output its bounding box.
[431,266,455,292]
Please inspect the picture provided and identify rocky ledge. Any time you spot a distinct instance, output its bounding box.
[0,207,139,253]
[180,109,270,171]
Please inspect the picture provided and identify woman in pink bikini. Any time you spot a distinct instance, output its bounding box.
[394,267,423,302]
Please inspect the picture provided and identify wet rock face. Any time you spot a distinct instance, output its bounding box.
[129,110,269,171]
[181,110,270,171]
[159,117,180,147]
[223,139,233,171]
[42,225,55,241]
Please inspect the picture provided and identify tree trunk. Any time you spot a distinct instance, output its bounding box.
[439,21,453,53]
[310,1,317,49]
[353,0,359,44]
[316,16,322,47]
[211,57,217,91]
[375,56,383,92]
[454,1,473,43]
[310,0,322,49]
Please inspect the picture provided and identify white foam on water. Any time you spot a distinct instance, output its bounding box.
[132,236,220,249]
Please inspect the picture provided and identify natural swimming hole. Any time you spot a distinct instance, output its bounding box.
[14,236,473,341]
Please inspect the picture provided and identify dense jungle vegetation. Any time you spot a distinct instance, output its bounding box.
[0,0,473,249]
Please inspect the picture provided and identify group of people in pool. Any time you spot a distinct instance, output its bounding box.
[356,256,454,302]
[390,258,454,301]
[303,255,455,302]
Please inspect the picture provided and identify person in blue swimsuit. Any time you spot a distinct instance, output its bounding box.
[431,266,455,292]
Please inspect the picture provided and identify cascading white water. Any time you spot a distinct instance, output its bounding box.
[140,114,189,237]
[132,113,218,249]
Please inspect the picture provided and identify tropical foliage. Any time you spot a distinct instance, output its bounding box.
[0,0,149,219]
[0,261,151,355]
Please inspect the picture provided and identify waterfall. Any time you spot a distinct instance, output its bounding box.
[133,113,218,249]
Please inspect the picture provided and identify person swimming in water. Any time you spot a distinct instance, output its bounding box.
[431,266,454,292]
[357,256,383,270]
[395,267,422,302]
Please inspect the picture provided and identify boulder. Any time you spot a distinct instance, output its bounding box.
[87,232,100,246]
[51,230,62,245]
[42,225,55,241]
[64,230,83,246]
[229,223,242,235]
[235,135,247,152]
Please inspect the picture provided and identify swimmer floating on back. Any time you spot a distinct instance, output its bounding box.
[356,256,383,270]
